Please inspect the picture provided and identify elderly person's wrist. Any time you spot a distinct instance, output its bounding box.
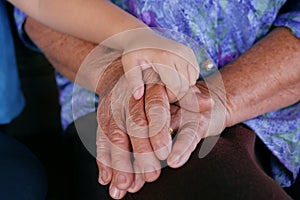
[95,57,123,97]
[24,17,95,81]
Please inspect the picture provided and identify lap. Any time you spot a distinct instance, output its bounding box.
[0,132,47,200]
[63,113,291,200]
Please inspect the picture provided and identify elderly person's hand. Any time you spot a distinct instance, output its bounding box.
[94,57,214,199]
[96,68,166,199]
[77,26,300,199]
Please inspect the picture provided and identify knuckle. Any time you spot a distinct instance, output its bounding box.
[132,140,152,154]
[109,130,128,146]
[96,136,109,150]
[151,136,169,150]
[96,153,109,165]
[127,122,148,138]
[143,68,160,84]
[129,116,147,127]
[148,122,167,138]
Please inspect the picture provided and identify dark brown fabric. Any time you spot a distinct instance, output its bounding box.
[63,113,292,200]
[127,125,291,200]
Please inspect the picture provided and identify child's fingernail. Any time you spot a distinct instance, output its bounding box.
[133,87,144,99]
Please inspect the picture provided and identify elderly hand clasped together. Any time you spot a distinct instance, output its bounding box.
[74,35,225,198]
[71,26,300,200]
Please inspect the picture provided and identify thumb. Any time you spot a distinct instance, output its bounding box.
[122,54,145,100]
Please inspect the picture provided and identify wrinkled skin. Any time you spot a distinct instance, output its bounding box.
[95,58,213,199]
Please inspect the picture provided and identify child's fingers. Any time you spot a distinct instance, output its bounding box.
[188,63,200,85]
[152,53,197,102]
[153,63,182,102]
[122,54,145,100]
[173,56,199,88]
[122,46,199,103]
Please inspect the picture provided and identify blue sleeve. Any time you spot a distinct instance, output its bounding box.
[0,2,25,123]
[274,0,300,38]
[13,8,40,52]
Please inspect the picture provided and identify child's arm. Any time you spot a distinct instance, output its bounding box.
[8,0,145,43]
[10,0,199,101]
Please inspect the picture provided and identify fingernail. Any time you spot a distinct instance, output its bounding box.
[133,87,144,99]
[128,181,136,192]
[98,170,107,185]
[110,186,121,199]
[98,176,105,185]
[128,177,145,193]
[143,167,156,181]
[168,154,181,166]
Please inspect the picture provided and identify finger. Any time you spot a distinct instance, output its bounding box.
[167,111,203,168]
[109,184,127,200]
[176,44,199,82]
[185,49,200,84]
[170,105,181,133]
[145,83,172,160]
[122,53,145,100]
[127,160,145,193]
[108,118,134,191]
[153,62,182,103]
[176,86,213,113]
[147,34,199,84]
[188,63,200,85]
[153,49,197,101]
[174,58,191,88]
[96,125,113,185]
[97,99,113,185]
[126,95,161,182]
[142,66,161,84]
[165,59,190,102]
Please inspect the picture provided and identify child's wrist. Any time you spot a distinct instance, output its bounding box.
[102,26,156,51]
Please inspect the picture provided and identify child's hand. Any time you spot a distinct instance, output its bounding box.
[103,28,199,102]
